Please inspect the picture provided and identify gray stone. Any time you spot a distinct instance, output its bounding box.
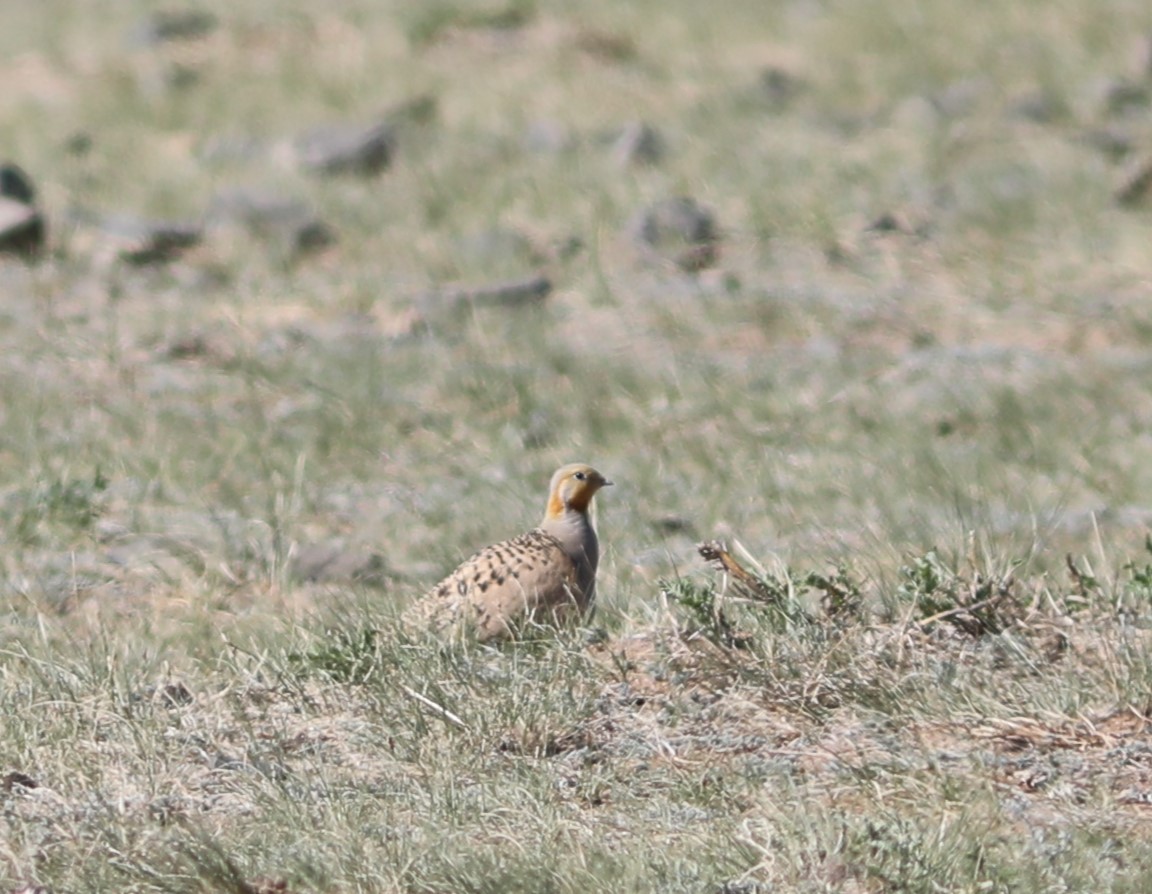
[292,121,394,177]
[631,196,719,271]
[291,541,390,587]
[1116,155,1152,207]
[74,211,201,264]
[420,273,552,312]
[1,163,37,204]
[0,199,45,256]
[611,121,664,166]
[207,187,334,256]
[454,227,540,266]
[130,9,218,46]
[759,66,805,112]
[0,163,45,256]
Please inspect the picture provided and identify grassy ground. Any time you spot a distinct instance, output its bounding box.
[5,0,1152,890]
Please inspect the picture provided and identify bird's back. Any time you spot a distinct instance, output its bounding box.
[411,527,589,641]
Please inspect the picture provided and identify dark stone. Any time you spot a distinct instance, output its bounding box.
[421,274,552,311]
[89,213,202,264]
[454,227,540,266]
[0,164,45,256]
[1078,125,1136,161]
[207,188,335,256]
[0,163,37,204]
[611,121,664,166]
[291,541,390,587]
[631,196,719,271]
[64,132,94,156]
[1007,90,1066,124]
[293,121,394,176]
[1097,78,1151,117]
[1116,156,1152,207]
[0,200,45,256]
[759,66,805,111]
[130,9,218,46]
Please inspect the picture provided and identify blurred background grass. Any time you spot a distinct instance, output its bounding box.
[6,0,1152,889]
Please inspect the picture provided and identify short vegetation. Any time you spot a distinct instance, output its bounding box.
[4,0,1152,891]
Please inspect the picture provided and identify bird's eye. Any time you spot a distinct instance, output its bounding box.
[574,471,587,480]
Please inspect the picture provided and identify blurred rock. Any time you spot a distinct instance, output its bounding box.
[651,515,697,537]
[73,211,201,265]
[611,121,664,166]
[134,60,201,98]
[3,771,38,792]
[420,273,552,312]
[631,196,719,271]
[381,94,438,140]
[1077,125,1136,161]
[207,187,334,258]
[758,66,805,112]
[0,201,45,257]
[1006,89,1066,124]
[454,227,541,266]
[1116,155,1152,207]
[291,541,390,587]
[129,9,218,46]
[1,163,37,204]
[292,121,394,177]
[1093,77,1151,117]
[0,164,45,256]
[63,132,93,156]
[573,28,637,62]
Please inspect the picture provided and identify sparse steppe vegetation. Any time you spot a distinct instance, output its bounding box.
[6,0,1152,890]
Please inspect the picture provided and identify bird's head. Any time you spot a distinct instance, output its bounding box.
[545,463,612,518]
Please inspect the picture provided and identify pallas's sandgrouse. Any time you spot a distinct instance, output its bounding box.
[408,463,611,641]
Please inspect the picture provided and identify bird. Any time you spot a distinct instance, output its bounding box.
[406,463,612,642]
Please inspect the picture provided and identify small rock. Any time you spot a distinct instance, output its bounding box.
[63,132,93,156]
[865,211,908,233]
[1,164,37,205]
[2,771,38,792]
[291,541,390,587]
[207,187,334,257]
[1007,89,1066,123]
[611,121,664,166]
[292,121,394,176]
[631,196,719,271]
[76,212,201,264]
[454,227,541,266]
[651,515,696,536]
[0,200,45,256]
[420,273,552,312]
[759,66,805,112]
[158,681,193,707]
[1094,78,1151,117]
[1116,155,1152,207]
[129,9,218,46]
[573,28,637,62]
[381,94,438,144]
[1076,125,1135,160]
[0,164,45,256]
